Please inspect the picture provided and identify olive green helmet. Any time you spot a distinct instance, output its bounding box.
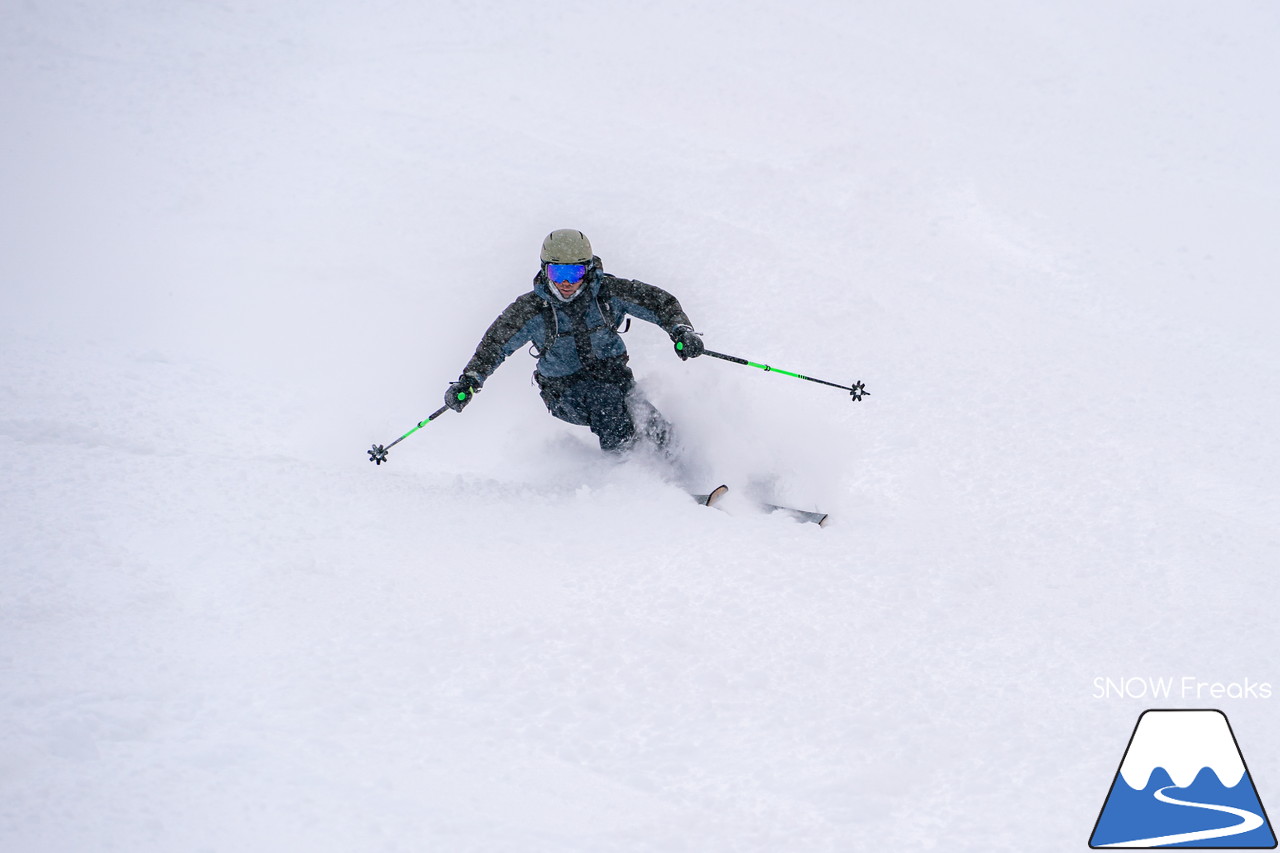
[540,229,593,264]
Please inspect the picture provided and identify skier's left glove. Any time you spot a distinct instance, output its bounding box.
[445,372,483,412]
[671,325,704,360]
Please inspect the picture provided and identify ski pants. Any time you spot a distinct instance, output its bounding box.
[538,373,671,453]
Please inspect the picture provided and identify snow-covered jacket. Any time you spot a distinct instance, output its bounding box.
[460,257,693,386]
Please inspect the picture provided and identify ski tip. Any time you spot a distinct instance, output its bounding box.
[692,484,729,506]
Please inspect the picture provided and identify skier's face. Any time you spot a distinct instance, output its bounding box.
[546,263,588,299]
[552,277,584,299]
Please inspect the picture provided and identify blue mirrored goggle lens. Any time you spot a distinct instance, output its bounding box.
[547,263,587,284]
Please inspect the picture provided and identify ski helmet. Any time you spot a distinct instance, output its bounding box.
[540,229,593,264]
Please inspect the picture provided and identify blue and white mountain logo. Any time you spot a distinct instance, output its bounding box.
[1090,709,1276,848]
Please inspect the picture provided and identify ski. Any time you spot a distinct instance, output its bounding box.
[761,503,829,527]
[692,485,826,526]
[691,484,729,506]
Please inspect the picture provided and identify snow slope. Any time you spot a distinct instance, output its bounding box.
[3,1,1279,850]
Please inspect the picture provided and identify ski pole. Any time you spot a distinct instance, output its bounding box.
[367,404,450,465]
[700,349,869,401]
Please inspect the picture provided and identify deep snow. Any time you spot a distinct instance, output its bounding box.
[3,1,1279,850]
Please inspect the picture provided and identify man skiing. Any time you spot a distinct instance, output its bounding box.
[444,229,705,453]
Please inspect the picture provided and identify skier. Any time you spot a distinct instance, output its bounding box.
[443,229,705,453]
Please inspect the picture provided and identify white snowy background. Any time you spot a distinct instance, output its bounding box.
[3,1,1279,850]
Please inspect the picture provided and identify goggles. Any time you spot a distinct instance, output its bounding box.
[546,263,588,284]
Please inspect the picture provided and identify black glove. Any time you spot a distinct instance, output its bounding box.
[671,325,705,360]
[445,373,483,412]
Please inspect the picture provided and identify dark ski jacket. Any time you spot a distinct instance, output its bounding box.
[460,257,693,388]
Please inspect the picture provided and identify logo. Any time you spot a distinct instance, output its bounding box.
[1090,710,1276,848]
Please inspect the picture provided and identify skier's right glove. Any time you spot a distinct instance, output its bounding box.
[671,325,705,360]
[444,372,483,412]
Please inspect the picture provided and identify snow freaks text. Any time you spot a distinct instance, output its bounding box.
[1093,677,1274,701]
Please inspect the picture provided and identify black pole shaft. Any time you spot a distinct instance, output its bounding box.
[702,349,868,398]
[384,404,450,451]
